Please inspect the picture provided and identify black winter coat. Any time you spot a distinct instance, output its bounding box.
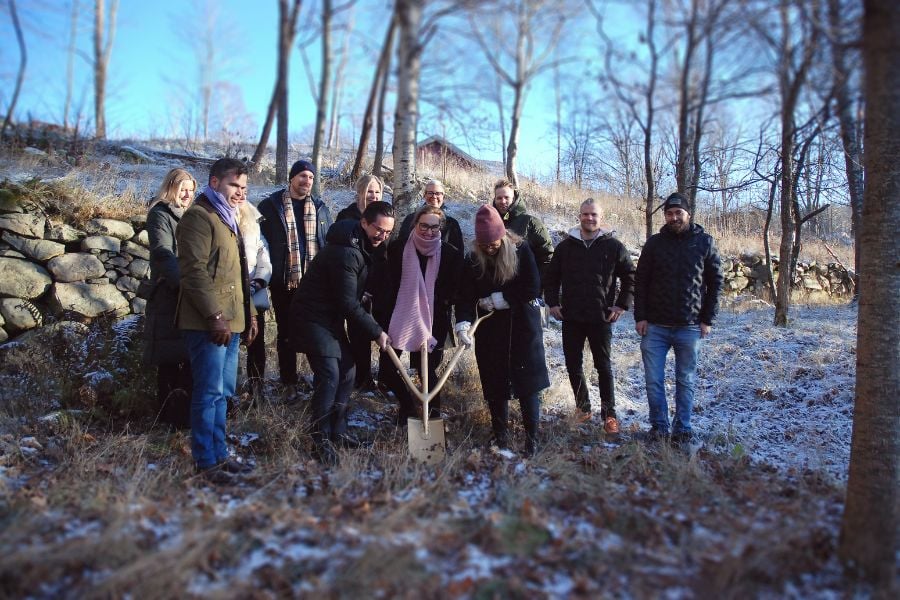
[385,236,463,349]
[258,190,333,289]
[634,223,723,326]
[143,201,188,365]
[543,229,635,323]
[335,201,362,223]
[456,242,549,400]
[396,209,464,256]
[289,220,383,358]
[496,192,554,279]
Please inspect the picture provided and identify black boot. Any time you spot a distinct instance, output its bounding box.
[486,397,509,448]
[520,393,541,457]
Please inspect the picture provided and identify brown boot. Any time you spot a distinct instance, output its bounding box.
[603,416,620,435]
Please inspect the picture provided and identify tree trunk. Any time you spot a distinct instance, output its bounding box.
[839,0,899,588]
[1,0,26,140]
[311,0,333,198]
[392,0,424,218]
[64,0,80,131]
[828,0,865,286]
[675,0,698,206]
[327,8,354,151]
[506,82,524,187]
[643,0,659,241]
[93,0,118,140]
[373,51,391,179]
[351,13,396,182]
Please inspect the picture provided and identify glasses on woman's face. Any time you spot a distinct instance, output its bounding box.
[417,222,441,234]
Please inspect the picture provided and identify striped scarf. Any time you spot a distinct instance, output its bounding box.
[282,190,301,289]
[303,195,317,273]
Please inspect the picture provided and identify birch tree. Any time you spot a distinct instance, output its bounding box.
[392,0,425,216]
[92,0,118,139]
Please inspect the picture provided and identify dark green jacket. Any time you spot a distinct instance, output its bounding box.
[495,192,554,281]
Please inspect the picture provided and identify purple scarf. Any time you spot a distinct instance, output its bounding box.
[388,231,442,352]
[202,184,239,234]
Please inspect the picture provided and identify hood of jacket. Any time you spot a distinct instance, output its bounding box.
[566,226,615,243]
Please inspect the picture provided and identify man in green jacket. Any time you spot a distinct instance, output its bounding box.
[177,158,258,483]
[492,179,554,282]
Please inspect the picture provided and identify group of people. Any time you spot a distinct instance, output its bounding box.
[143,157,723,482]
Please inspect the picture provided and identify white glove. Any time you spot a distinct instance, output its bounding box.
[477,296,495,312]
[455,321,473,347]
[490,292,510,310]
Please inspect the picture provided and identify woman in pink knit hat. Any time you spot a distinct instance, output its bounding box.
[381,205,463,424]
[454,205,549,456]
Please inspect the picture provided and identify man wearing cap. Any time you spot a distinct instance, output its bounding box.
[258,160,333,387]
[634,192,723,445]
[544,198,635,434]
[492,179,554,282]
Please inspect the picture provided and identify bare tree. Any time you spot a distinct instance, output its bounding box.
[1,0,26,139]
[327,7,355,151]
[469,0,566,186]
[373,45,392,179]
[250,0,302,180]
[392,0,425,216]
[63,0,80,131]
[92,0,118,139]
[838,0,899,588]
[350,11,396,181]
[827,0,864,281]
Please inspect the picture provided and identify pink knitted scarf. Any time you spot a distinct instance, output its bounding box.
[388,231,442,352]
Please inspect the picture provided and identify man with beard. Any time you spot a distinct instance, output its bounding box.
[258,160,333,387]
[634,192,722,445]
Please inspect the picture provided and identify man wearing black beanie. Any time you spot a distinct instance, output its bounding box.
[258,159,333,388]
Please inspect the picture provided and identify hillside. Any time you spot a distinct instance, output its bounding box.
[0,146,875,597]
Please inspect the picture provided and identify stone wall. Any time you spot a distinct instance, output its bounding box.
[718,252,856,301]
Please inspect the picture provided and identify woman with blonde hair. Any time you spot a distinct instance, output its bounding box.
[236,195,273,396]
[336,174,386,390]
[144,167,197,429]
[454,205,549,455]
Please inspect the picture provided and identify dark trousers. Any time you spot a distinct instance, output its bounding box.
[306,343,355,443]
[562,320,616,419]
[379,347,444,422]
[486,392,540,445]
[347,320,374,387]
[269,285,298,384]
[246,309,267,382]
[156,362,192,430]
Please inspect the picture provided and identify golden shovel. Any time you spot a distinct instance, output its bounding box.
[384,311,493,464]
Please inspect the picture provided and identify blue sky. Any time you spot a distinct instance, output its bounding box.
[0,1,645,181]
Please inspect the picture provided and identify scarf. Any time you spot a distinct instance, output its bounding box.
[202,184,238,234]
[303,195,318,273]
[388,231,442,352]
[282,190,302,289]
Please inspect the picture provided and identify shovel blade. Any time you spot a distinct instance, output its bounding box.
[407,418,446,465]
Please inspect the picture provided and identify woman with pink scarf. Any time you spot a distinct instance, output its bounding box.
[381,206,463,425]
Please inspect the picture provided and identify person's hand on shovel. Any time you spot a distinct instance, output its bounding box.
[455,321,473,347]
[375,331,392,351]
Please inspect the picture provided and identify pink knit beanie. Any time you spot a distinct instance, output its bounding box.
[474,204,505,243]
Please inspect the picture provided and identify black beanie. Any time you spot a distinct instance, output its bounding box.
[289,159,315,180]
[663,192,688,211]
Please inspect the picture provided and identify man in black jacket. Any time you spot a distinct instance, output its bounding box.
[544,198,635,434]
[258,160,333,386]
[634,192,723,444]
[289,201,394,465]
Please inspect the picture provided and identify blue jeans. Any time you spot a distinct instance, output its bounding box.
[184,330,240,469]
[640,324,701,434]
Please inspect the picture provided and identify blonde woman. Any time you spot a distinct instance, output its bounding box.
[236,197,272,395]
[454,205,549,456]
[336,174,385,390]
[144,168,197,429]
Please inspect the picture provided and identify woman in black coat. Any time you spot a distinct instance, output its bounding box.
[379,205,462,424]
[143,168,196,429]
[455,205,549,456]
[336,175,385,389]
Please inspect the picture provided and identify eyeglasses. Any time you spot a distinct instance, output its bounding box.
[417,222,442,233]
[424,191,444,197]
[370,224,393,238]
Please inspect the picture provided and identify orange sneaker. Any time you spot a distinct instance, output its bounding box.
[603,416,620,435]
[574,409,592,424]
